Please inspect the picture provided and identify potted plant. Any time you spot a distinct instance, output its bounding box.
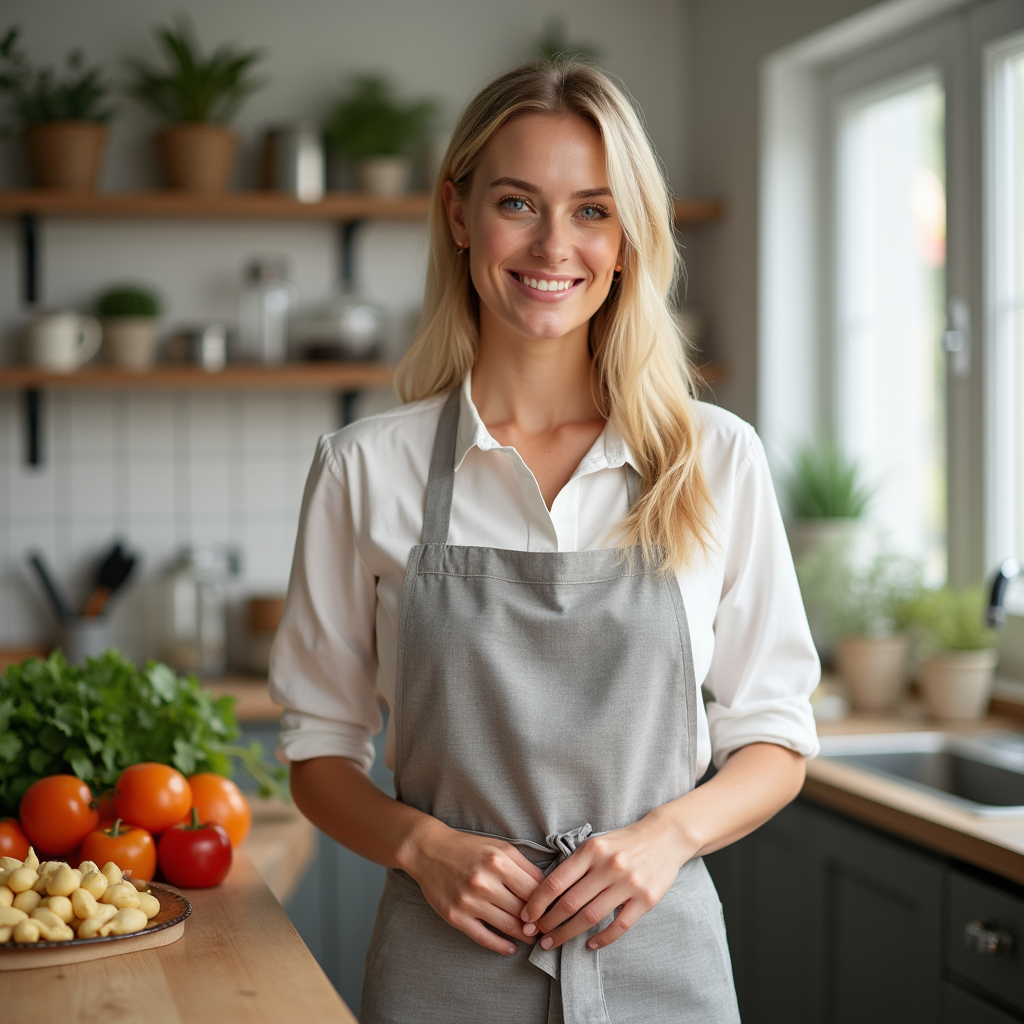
[782,435,873,562]
[0,27,113,191]
[325,74,437,196]
[96,284,162,370]
[906,585,1000,720]
[126,18,264,192]
[798,538,922,711]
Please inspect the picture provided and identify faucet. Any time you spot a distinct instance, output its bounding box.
[988,559,1023,629]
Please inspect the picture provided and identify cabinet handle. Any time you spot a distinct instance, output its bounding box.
[964,920,1015,956]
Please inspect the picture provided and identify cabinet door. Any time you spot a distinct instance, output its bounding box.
[941,982,1022,1024]
[814,812,943,1024]
[705,802,816,1024]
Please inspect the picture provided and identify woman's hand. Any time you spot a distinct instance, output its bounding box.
[402,819,546,956]
[520,811,693,951]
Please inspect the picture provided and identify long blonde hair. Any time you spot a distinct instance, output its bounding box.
[396,58,714,569]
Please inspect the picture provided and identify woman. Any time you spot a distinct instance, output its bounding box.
[270,58,819,1023]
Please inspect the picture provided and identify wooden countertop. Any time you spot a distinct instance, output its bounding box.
[3,850,356,1023]
[804,710,1024,885]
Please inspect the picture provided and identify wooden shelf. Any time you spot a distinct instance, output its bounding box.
[0,361,394,391]
[0,189,722,226]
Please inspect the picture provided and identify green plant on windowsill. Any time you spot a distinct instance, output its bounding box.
[906,585,999,654]
[783,435,874,520]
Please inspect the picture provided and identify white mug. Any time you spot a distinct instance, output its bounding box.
[27,312,102,373]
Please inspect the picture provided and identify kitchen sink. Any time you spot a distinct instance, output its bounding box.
[816,731,1024,818]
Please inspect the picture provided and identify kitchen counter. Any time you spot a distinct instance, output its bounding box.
[805,710,1024,885]
[3,850,357,1023]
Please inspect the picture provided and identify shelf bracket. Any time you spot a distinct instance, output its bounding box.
[339,219,364,291]
[20,212,39,306]
[23,388,42,466]
[338,390,359,428]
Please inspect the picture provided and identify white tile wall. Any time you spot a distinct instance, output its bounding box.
[0,387,350,661]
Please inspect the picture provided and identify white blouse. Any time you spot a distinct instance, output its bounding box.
[269,375,821,781]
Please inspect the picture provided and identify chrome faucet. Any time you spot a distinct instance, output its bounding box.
[988,559,1023,629]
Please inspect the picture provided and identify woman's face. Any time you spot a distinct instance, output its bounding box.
[444,113,623,345]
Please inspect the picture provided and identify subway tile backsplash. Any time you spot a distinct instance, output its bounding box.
[0,387,353,663]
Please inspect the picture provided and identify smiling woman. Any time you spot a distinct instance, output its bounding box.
[272,58,820,1024]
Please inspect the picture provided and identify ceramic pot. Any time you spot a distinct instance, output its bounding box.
[24,122,107,191]
[157,124,237,192]
[919,648,999,720]
[835,634,911,712]
[102,318,159,370]
[356,156,411,197]
[785,517,864,563]
[27,312,102,372]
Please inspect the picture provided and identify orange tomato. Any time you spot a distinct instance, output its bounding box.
[114,763,192,834]
[0,817,30,860]
[183,774,252,849]
[19,775,99,856]
[79,819,157,880]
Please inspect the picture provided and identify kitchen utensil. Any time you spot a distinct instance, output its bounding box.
[238,257,296,365]
[83,542,137,617]
[26,312,102,372]
[27,551,71,623]
[261,122,325,203]
[166,324,228,371]
[0,882,191,970]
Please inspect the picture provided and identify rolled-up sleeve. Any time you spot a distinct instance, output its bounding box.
[269,437,382,771]
[703,430,820,768]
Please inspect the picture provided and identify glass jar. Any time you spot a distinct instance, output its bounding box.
[238,256,296,364]
[154,547,228,676]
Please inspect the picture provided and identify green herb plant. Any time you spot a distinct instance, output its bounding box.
[906,585,999,653]
[325,75,437,160]
[797,537,923,640]
[96,284,162,318]
[0,649,287,817]
[126,17,264,124]
[784,436,873,519]
[0,27,112,131]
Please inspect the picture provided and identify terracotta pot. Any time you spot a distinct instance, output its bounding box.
[24,121,107,191]
[157,124,237,192]
[102,318,159,370]
[356,156,411,197]
[919,648,999,720]
[835,634,911,712]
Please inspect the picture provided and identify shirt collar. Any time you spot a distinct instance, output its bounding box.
[453,372,641,475]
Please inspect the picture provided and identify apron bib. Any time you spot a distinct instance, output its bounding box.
[361,390,739,1024]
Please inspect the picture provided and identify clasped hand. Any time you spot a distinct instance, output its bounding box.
[407,812,692,956]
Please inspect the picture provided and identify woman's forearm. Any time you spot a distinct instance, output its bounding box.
[649,742,806,860]
[289,755,443,871]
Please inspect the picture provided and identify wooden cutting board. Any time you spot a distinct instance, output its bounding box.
[0,883,191,971]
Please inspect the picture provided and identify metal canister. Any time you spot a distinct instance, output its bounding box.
[261,122,325,203]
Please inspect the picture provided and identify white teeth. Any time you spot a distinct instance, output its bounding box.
[518,273,573,292]
[538,279,549,291]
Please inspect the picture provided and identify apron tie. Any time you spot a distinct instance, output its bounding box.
[526,824,614,1024]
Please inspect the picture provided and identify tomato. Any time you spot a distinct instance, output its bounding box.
[183,774,252,848]
[0,817,30,860]
[94,789,116,822]
[158,809,232,888]
[19,775,99,856]
[114,763,192,834]
[80,818,157,880]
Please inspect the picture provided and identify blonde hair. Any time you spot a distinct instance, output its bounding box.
[396,58,715,569]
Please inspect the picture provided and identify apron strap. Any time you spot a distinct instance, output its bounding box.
[625,463,641,508]
[422,388,461,545]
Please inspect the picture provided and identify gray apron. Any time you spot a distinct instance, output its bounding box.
[361,390,739,1024]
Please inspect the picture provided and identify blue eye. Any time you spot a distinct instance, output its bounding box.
[579,205,609,220]
[500,196,530,212]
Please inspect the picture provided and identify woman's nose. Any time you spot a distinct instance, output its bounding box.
[530,214,572,264]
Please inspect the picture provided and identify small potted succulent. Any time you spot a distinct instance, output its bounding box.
[0,27,113,190]
[96,284,162,370]
[798,538,922,711]
[325,74,437,196]
[126,18,264,192]
[783,435,873,562]
[906,585,1000,720]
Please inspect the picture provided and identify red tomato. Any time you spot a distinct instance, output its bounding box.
[79,818,157,880]
[183,774,252,848]
[19,775,99,855]
[114,763,192,834]
[158,809,232,888]
[94,789,116,822]
[0,817,30,860]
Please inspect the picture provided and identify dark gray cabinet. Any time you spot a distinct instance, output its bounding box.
[706,799,1024,1024]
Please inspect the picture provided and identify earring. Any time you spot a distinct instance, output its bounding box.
[455,243,468,254]
[613,264,622,282]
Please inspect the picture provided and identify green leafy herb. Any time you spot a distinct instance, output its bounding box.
[126,17,264,124]
[95,284,162,318]
[325,75,437,159]
[783,436,873,519]
[0,26,113,129]
[0,649,287,816]
[905,585,999,653]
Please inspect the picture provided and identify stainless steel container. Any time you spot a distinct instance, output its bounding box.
[261,122,325,203]
[166,324,228,371]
